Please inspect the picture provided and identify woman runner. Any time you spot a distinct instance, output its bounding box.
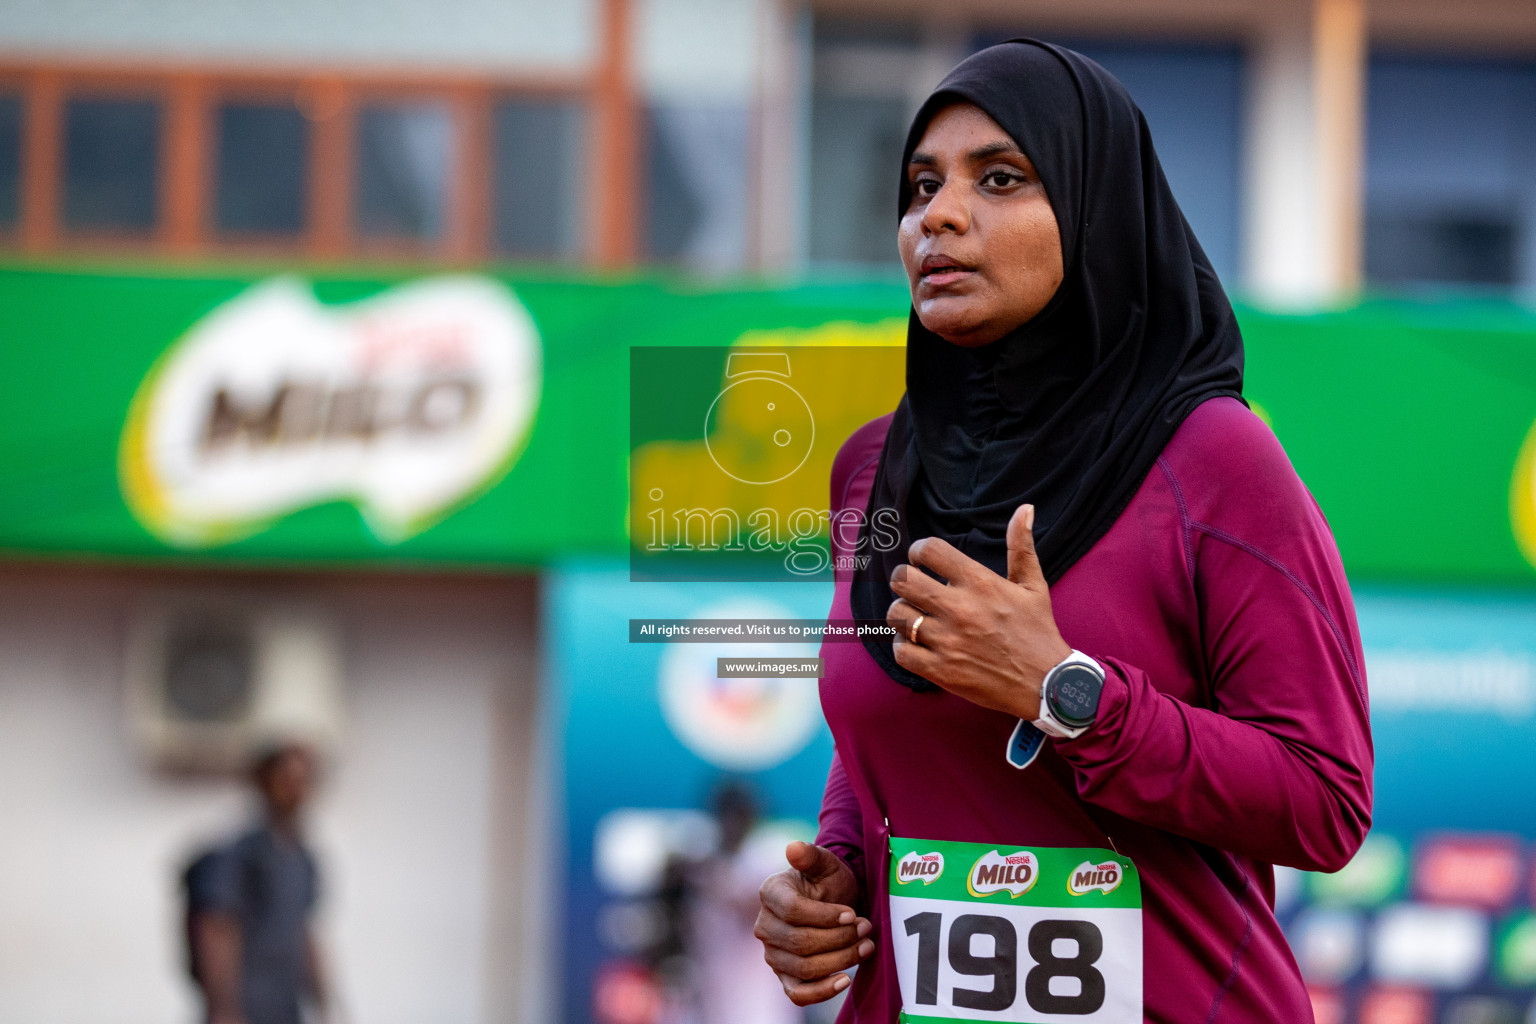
[754,40,1372,1024]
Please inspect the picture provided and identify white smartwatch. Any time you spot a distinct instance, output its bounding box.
[1031,650,1106,740]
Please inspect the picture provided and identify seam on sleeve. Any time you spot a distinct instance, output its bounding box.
[1204,860,1254,1024]
[1156,456,1196,584]
[838,450,883,516]
[1191,520,1368,712]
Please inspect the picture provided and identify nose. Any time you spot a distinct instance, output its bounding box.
[921,178,971,236]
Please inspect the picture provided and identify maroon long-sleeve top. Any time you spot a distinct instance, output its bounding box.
[815,396,1373,1023]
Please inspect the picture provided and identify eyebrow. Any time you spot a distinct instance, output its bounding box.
[908,140,1025,167]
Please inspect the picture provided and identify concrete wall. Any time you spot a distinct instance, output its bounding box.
[0,0,596,71]
[0,566,546,1024]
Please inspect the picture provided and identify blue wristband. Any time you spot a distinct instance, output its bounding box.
[1005,718,1046,769]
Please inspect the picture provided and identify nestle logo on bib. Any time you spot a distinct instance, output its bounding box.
[1068,859,1124,896]
[896,851,944,885]
[966,849,1039,898]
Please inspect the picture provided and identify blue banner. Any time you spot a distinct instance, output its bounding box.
[545,561,838,1024]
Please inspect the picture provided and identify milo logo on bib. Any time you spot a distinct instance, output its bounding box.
[967,850,1039,897]
[898,850,946,885]
[889,836,1142,1024]
[1068,860,1124,897]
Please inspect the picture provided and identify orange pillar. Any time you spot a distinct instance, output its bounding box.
[1314,0,1367,298]
[307,77,353,261]
[162,74,210,253]
[591,0,639,268]
[19,71,62,252]
[448,83,493,266]
[1246,0,1367,307]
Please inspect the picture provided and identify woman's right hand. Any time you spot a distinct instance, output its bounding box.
[755,840,875,1005]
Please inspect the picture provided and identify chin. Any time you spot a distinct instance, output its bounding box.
[916,303,995,347]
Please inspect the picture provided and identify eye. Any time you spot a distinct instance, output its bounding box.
[981,169,1025,189]
[912,174,941,197]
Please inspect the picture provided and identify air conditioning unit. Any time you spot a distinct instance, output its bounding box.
[125,599,343,772]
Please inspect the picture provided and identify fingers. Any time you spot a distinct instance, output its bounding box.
[888,560,948,612]
[760,870,854,929]
[757,849,874,1009]
[892,633,943,679]
[907,535,981,586]
[754,908,867,957]
[776,969,854,1007]
[765,935,875,983]
[784,841,853,894]
[887,596,946,683]
[885,597,926,646]
[1005,503,1045,589]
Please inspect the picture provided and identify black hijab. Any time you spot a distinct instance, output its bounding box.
[850,39,1245,692]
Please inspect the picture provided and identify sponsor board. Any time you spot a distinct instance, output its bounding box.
[628,336,905,582]
[1513,413,1536,572]
[120,275,541,546]
[3,267,1536,580]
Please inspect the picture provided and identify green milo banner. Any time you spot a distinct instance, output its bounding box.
[1,261,1535,583]
[888,836,1141,1023]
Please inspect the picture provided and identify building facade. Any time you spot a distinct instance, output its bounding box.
[0,0,1533,296]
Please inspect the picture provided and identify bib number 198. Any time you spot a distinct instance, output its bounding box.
[887,840,1140,1023]
[904,912,1105,1016]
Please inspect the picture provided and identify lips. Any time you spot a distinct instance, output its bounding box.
[918,254,976,290]
[920,254,973,277]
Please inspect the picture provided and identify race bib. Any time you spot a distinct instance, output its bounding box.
[888,837,1142,1023]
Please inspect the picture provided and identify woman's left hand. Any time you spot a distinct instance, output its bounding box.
[886,503,1072,719]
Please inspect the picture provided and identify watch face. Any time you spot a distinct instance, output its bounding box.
[1048,663,1103,727]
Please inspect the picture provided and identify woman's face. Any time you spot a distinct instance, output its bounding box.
[899,102,1064,347]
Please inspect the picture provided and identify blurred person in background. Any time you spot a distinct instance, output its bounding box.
[669,780,802,1024]
[183,742,330,1024]
[756,39,1372,1023]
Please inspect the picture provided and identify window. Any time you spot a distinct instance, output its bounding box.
[807,20,922,266]
[491,98,586,260]
[354,101,454,242]
[643,104,749,269]
[971,33,1245,285]
[806,22,1246,281]
[807,93,909,265]
[1365,54,1536,291]
[1040,39,1244,286]
[214,100,309,236]
[63,97,161,233]
[0,65,597,264]
[0,94,20,230]
[1366,212,1518,287]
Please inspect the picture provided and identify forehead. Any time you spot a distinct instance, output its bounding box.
[910,101,1019,157]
